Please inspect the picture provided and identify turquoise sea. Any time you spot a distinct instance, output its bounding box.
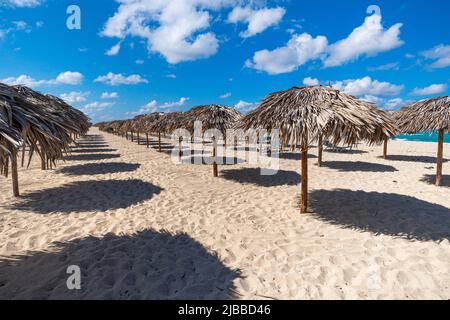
[394,132,449,143]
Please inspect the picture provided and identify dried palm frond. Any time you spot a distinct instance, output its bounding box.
[184,105,241,136]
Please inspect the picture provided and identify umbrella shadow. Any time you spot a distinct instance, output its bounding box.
[0,229,241,299]
[325,149,368,155]
[322,161,397,172]
[421,175,450,187]
[65,154,121,161]
[74,144,109,149]
[57,163,141,176]
[10,180,163,214]
[71,149,117,153]
[182,157,245,166]
[221,168,300,187]
[279,152,317,161]
[383,155,448,163]
[309,189,450,242]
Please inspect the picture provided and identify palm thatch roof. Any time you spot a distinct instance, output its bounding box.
[149,112,186,134]
[239,86,396,147]
[0,82,90,177]
[184,105,241,136]
[395,96,450,134]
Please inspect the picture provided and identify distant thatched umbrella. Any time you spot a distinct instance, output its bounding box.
[395,96,450,186]
[150,112,185,152]
[239,86,396,213]
[136,112,165,147]
[381,110,400,159]
[185,105,241,177]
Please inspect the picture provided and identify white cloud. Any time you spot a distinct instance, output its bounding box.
[60,91,90,105]
[166,74,177,79]
[228,6,285,38]
[1,71,84,88]
[383,98,412,110]
[101,0,234,64]
[367,62,399,71]
[332,76,404,97]
[2,0,42,7]
[421,44,450,69]
[303,77,320,86]
[36,21,44,28]
[81,101,115,114]
[246,33,328,74]
[106,42,121,56]
[324,13,403,67]
[132,97,189,115]
[101,92,119,99]
[55,71,84,85]
[234,100,257,113]
[135,59,145,65]
[94,72,148,86]
[219,92,232,99]
[411,84,448,96]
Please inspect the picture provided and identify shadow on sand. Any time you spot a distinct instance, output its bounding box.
[65,154,121,161]
[58,163,141,176]
[0,229,241,299]
[310,189,450,242]
[325,149,368,155]
[71,148,117,153]
[10,180,163,213]
[421,174,450,187]
[221,168,300,187]
[278,152,317,161]
[322,161,397,172]
[181,157,245,165]
[383,155,448,163]
[74,144,110,149]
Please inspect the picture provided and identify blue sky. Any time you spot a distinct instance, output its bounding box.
[0,0,449,123]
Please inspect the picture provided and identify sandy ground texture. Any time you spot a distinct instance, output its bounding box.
[0,128,449,299]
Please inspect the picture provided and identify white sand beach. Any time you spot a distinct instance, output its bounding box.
[0,128,449,299]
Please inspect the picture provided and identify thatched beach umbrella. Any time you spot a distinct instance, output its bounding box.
[239,86,396,213]
[395,96,450,186]
[150,112,186,152]
[1,83,89,196]
[185,105,241,177]
[137,112,165,147]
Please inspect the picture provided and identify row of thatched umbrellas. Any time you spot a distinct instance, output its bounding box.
[98,86,449,214]
[0,82,90,197]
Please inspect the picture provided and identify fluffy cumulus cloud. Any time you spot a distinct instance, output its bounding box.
[1,0,42,7]
[1,71,83,87]
[246,33,328,74]
[421,44,450,69]
[303,77,320,86]
[228,5,285,38]
[81,102,115,115]
[247,9,403,74]
[133,97,189,115]
[234,100,257,114]
[106,42,122,56]
[219,92,232,99]
[101,0,240,64]
[332,76,404,97]
[101,92,119,99]
[94,72,148,86]
[411,84,448,96]
[60,91,90,105]
[324,13,403,67]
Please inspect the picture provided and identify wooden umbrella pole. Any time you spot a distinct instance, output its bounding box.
[137,132,140,144]
[179,137,183,159]
[158,132,162,152]
[436,129,444,186]
[317,135,323,167]
[300,140,308,214]
[146,133,149,148]
[131,131,134,142]
[11,148,20,197]
[41,153,46,170]
[383,138,388,159]
[213,137,218,177]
